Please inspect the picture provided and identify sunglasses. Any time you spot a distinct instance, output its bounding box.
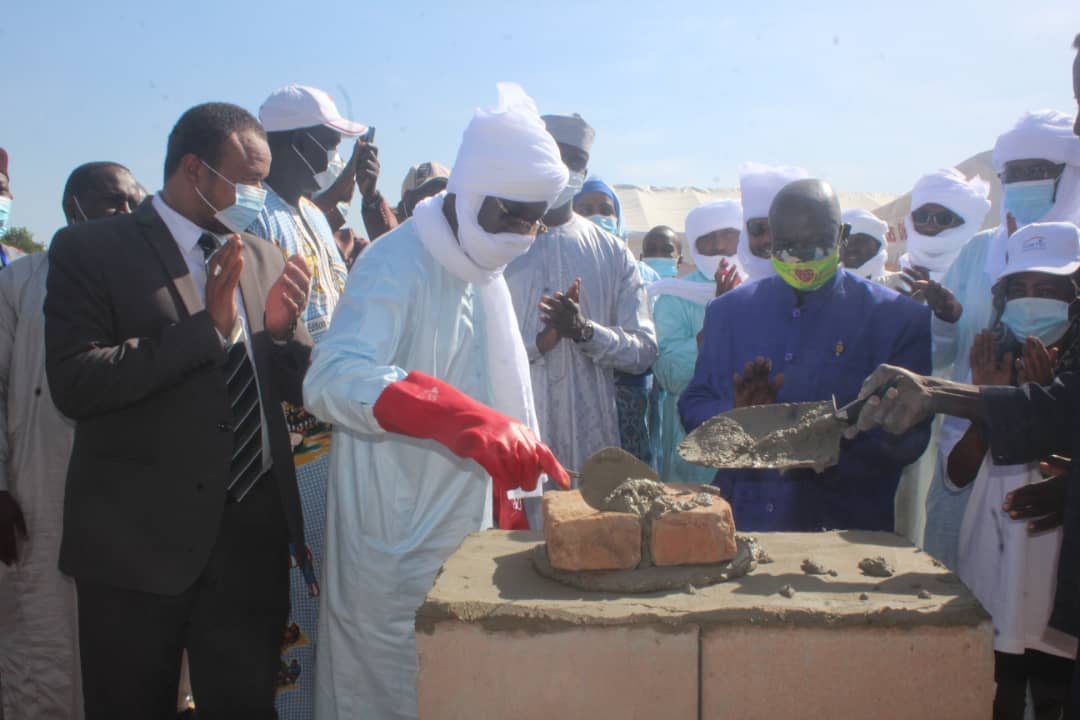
[911,208,963,227]
[999,162,1066,184]
[746,218,770,238]
[494,197,547,232]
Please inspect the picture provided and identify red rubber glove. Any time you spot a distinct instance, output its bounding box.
[373,372,570,523]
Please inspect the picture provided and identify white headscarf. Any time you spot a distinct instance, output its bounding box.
[649,199,744,306]
[985,110,1080,278]
[736,162,810,281]
[841,208,889,281]
[685,199,744,280]
[412,83,567,501]
[900,168,991,278]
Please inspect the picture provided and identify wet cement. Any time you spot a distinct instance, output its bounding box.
[574,447,724,568]
[417,530,989,635]
[679,402,845,473]
[859,556,896,578]
[598,479,724,568]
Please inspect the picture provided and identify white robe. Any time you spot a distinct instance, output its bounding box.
[304,221,494,720]
[0,253,81,719]
[504,214,657,475]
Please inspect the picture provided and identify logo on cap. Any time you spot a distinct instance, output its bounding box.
[1022,235,1047,252]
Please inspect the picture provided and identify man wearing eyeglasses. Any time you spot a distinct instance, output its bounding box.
[302,84,571,720]
[680,178,931,532]
[917,111,1080,572]
[505,113,657,527]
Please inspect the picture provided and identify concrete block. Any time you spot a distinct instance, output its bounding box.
[701,624,993,719]
[417,623,698,720]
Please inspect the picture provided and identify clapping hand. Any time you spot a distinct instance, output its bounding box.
[969,331,1013,386]
[732,357,784,408]
[539,278,590,341]
[265,255,311,340]
[714,258,742,297]
[899,265,963,323]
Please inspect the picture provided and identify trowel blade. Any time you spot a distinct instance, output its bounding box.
[577,447,658,510]
[678,400,846,472]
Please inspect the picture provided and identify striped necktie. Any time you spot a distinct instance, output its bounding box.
[197,233,266,501]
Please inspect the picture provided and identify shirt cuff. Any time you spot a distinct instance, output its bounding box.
[216,319,244,349]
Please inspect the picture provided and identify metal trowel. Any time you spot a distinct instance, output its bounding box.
[571,447,658,510]
[678,394,876,473]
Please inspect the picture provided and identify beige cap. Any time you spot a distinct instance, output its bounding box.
[401,161,451,197]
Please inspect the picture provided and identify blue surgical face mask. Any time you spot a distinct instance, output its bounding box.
[588,213,619,236]
[1003,179,1057,227]
[196,160,267,234]
[1001,296,1072,345]
[0,196,10,234]
[643,256,679,278]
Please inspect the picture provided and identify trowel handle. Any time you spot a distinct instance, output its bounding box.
[834,379,901,424]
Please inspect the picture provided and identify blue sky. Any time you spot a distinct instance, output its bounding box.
[4,0,1078,245]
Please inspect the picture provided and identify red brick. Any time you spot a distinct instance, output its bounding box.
[543,490,642,571]
[650,487,737,567]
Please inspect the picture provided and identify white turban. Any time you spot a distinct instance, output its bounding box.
[685,200,743,280]
[985,110,1080,278]
[736,161,810,281]
[448,83,569,208]
[901,168,991,277]
[992,110,1080,171]
[841,208,888,281]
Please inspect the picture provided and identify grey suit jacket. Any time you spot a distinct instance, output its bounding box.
[44,198,313,595]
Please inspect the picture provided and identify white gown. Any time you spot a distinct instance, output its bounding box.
[304,221,494,720]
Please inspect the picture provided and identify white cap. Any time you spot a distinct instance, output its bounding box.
[258,84,368,136]
[997,222,1080,282]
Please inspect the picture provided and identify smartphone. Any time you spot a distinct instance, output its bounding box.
[361,126,376,144]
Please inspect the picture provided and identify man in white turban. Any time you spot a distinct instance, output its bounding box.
[736,162,810,282]
[840,208,894,285]
[505,112,657,526]
[922,110,1080,572]
[899,168,991,285]
[650,200,743,483]
[303,83,571,720]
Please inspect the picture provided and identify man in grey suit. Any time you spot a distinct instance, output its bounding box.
[44,102,314,719]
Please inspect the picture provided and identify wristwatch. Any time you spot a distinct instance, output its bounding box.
[573,320,594,343]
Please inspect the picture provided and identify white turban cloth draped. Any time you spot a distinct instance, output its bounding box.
[901,168,991,277]
[412,82,568,500]
[985,109,1080,278]
[841,208,889,280]
[736,162,810,281]
[686,199,744,280]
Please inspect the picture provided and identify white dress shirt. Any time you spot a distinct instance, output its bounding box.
[152,193,272,477]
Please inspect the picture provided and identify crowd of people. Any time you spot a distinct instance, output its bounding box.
[0,33,1078,720]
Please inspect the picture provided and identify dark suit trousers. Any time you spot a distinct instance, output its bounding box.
[76,475,290,720]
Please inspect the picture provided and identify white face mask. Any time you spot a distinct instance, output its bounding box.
[902,215,974,275]
[552,169,585,209]
[294,133,344,191]
[456,193,538,271]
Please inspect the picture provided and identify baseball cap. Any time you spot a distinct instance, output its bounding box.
[401,161,451,198]
[997,222,1080,282]
[259,84,368,136]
